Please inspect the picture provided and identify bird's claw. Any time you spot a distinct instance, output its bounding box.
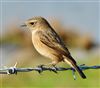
[37,64,45,68]
[51,65,58,73]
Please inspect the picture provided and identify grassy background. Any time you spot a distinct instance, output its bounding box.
[1,56,100,88]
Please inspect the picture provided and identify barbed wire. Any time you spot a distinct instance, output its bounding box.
[0,62,100,80]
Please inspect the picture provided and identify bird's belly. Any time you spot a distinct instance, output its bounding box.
[32,36,55,59]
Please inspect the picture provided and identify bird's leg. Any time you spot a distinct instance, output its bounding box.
[46,61,59,69]
[37,60,59,73]
[37,60,59,70]
[44,61,58,73]
[36,63,52,68]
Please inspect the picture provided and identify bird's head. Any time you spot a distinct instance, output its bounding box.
[21,16,50,31]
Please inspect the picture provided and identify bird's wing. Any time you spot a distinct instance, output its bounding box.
[38,29,70,56]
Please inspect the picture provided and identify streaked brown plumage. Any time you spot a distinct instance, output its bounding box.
[23,16,86,79]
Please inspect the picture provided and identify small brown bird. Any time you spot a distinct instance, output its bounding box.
[22,16,86,79]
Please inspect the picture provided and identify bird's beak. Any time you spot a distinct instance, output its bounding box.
[20,23,27,27]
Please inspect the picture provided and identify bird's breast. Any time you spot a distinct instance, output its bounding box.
[32,31,56,59]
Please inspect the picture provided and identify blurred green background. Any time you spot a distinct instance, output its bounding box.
[0,0,100,88]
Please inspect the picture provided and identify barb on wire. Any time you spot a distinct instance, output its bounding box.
[0,63,100,80]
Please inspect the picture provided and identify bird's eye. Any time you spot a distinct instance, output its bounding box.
[30,22,35,25]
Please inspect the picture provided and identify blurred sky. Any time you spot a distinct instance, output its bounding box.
[0,0,100,43]
[0,0,100,65]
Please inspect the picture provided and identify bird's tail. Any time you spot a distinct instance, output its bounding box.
[63,56,86,79]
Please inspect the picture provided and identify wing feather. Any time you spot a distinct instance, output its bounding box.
[38,29,70,56]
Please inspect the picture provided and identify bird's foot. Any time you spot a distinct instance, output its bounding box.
[37,64,45,68]
[48,65,58,73]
